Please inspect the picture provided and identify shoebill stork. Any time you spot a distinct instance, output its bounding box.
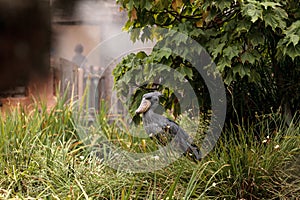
[135,91,201,161]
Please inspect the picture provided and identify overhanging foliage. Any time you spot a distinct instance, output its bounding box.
[114,0,300,122]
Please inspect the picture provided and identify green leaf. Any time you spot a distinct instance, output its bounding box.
[183,67,193,79]
[121,72,131,84]
[224,70,234,85]
[264,9,286,31]
[176,66,193,80]
[285,44,300,60]
[273,7,288,21]
[133,0,140,8]
[159,48,173,60]
[175,67,185,82]
[223,46,240,60]
[217,0,232,12]
[130,28,141,43]
[176,23,192,35]
[181,5,193,16]
[248,31,264,47]
[235,20,252,35]
[136,51,147,59]
[189,29,205,38]
[242,2,263,23]
[151,48,173,62]
[173,33,189,45]
[217,57,231,72]
[141,27,152,42]
[233,63,250,78]
[142,0,152,10]
[123,20,134,31]
[211,42,225,59]
[154,0,170,10]
[240,51,257,64]
[290,34,300,46]
[127,0,134,10]
[261,2,280,10]
[155,12,170,25]
[281,21,300,47]
[277,20,300,59]
[284,20,300,36]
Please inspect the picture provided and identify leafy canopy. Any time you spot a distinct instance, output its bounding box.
[114,0,300,121]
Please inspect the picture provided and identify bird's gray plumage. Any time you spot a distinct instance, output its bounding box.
[135,92,201,161]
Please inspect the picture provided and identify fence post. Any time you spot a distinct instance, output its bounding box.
[78,68,84,102]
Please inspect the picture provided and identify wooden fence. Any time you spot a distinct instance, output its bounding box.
[54,58,80,100]
[0,57,116,114]
[53,58,107,111]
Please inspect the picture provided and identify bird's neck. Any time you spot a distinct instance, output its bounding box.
[143,109,153,119]
[143,109,159,124]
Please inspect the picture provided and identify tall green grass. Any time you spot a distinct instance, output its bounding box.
[0,96,299,199]
[205,113,300,199]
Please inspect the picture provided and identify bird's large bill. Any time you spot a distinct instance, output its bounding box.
[135,98,151,114]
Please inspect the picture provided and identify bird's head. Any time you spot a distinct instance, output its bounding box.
[135,91,162,114]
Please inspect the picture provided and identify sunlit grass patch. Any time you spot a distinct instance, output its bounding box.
[0,96,299,199]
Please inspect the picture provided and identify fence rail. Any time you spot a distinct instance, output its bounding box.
[0,57,114,113]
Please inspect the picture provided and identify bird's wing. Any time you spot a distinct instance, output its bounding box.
[163,118,201,160]
[164,118,192,142]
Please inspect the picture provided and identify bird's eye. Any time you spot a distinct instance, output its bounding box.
[145,96,151,100]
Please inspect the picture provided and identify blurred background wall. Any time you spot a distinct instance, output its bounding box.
[0,0,50,92]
